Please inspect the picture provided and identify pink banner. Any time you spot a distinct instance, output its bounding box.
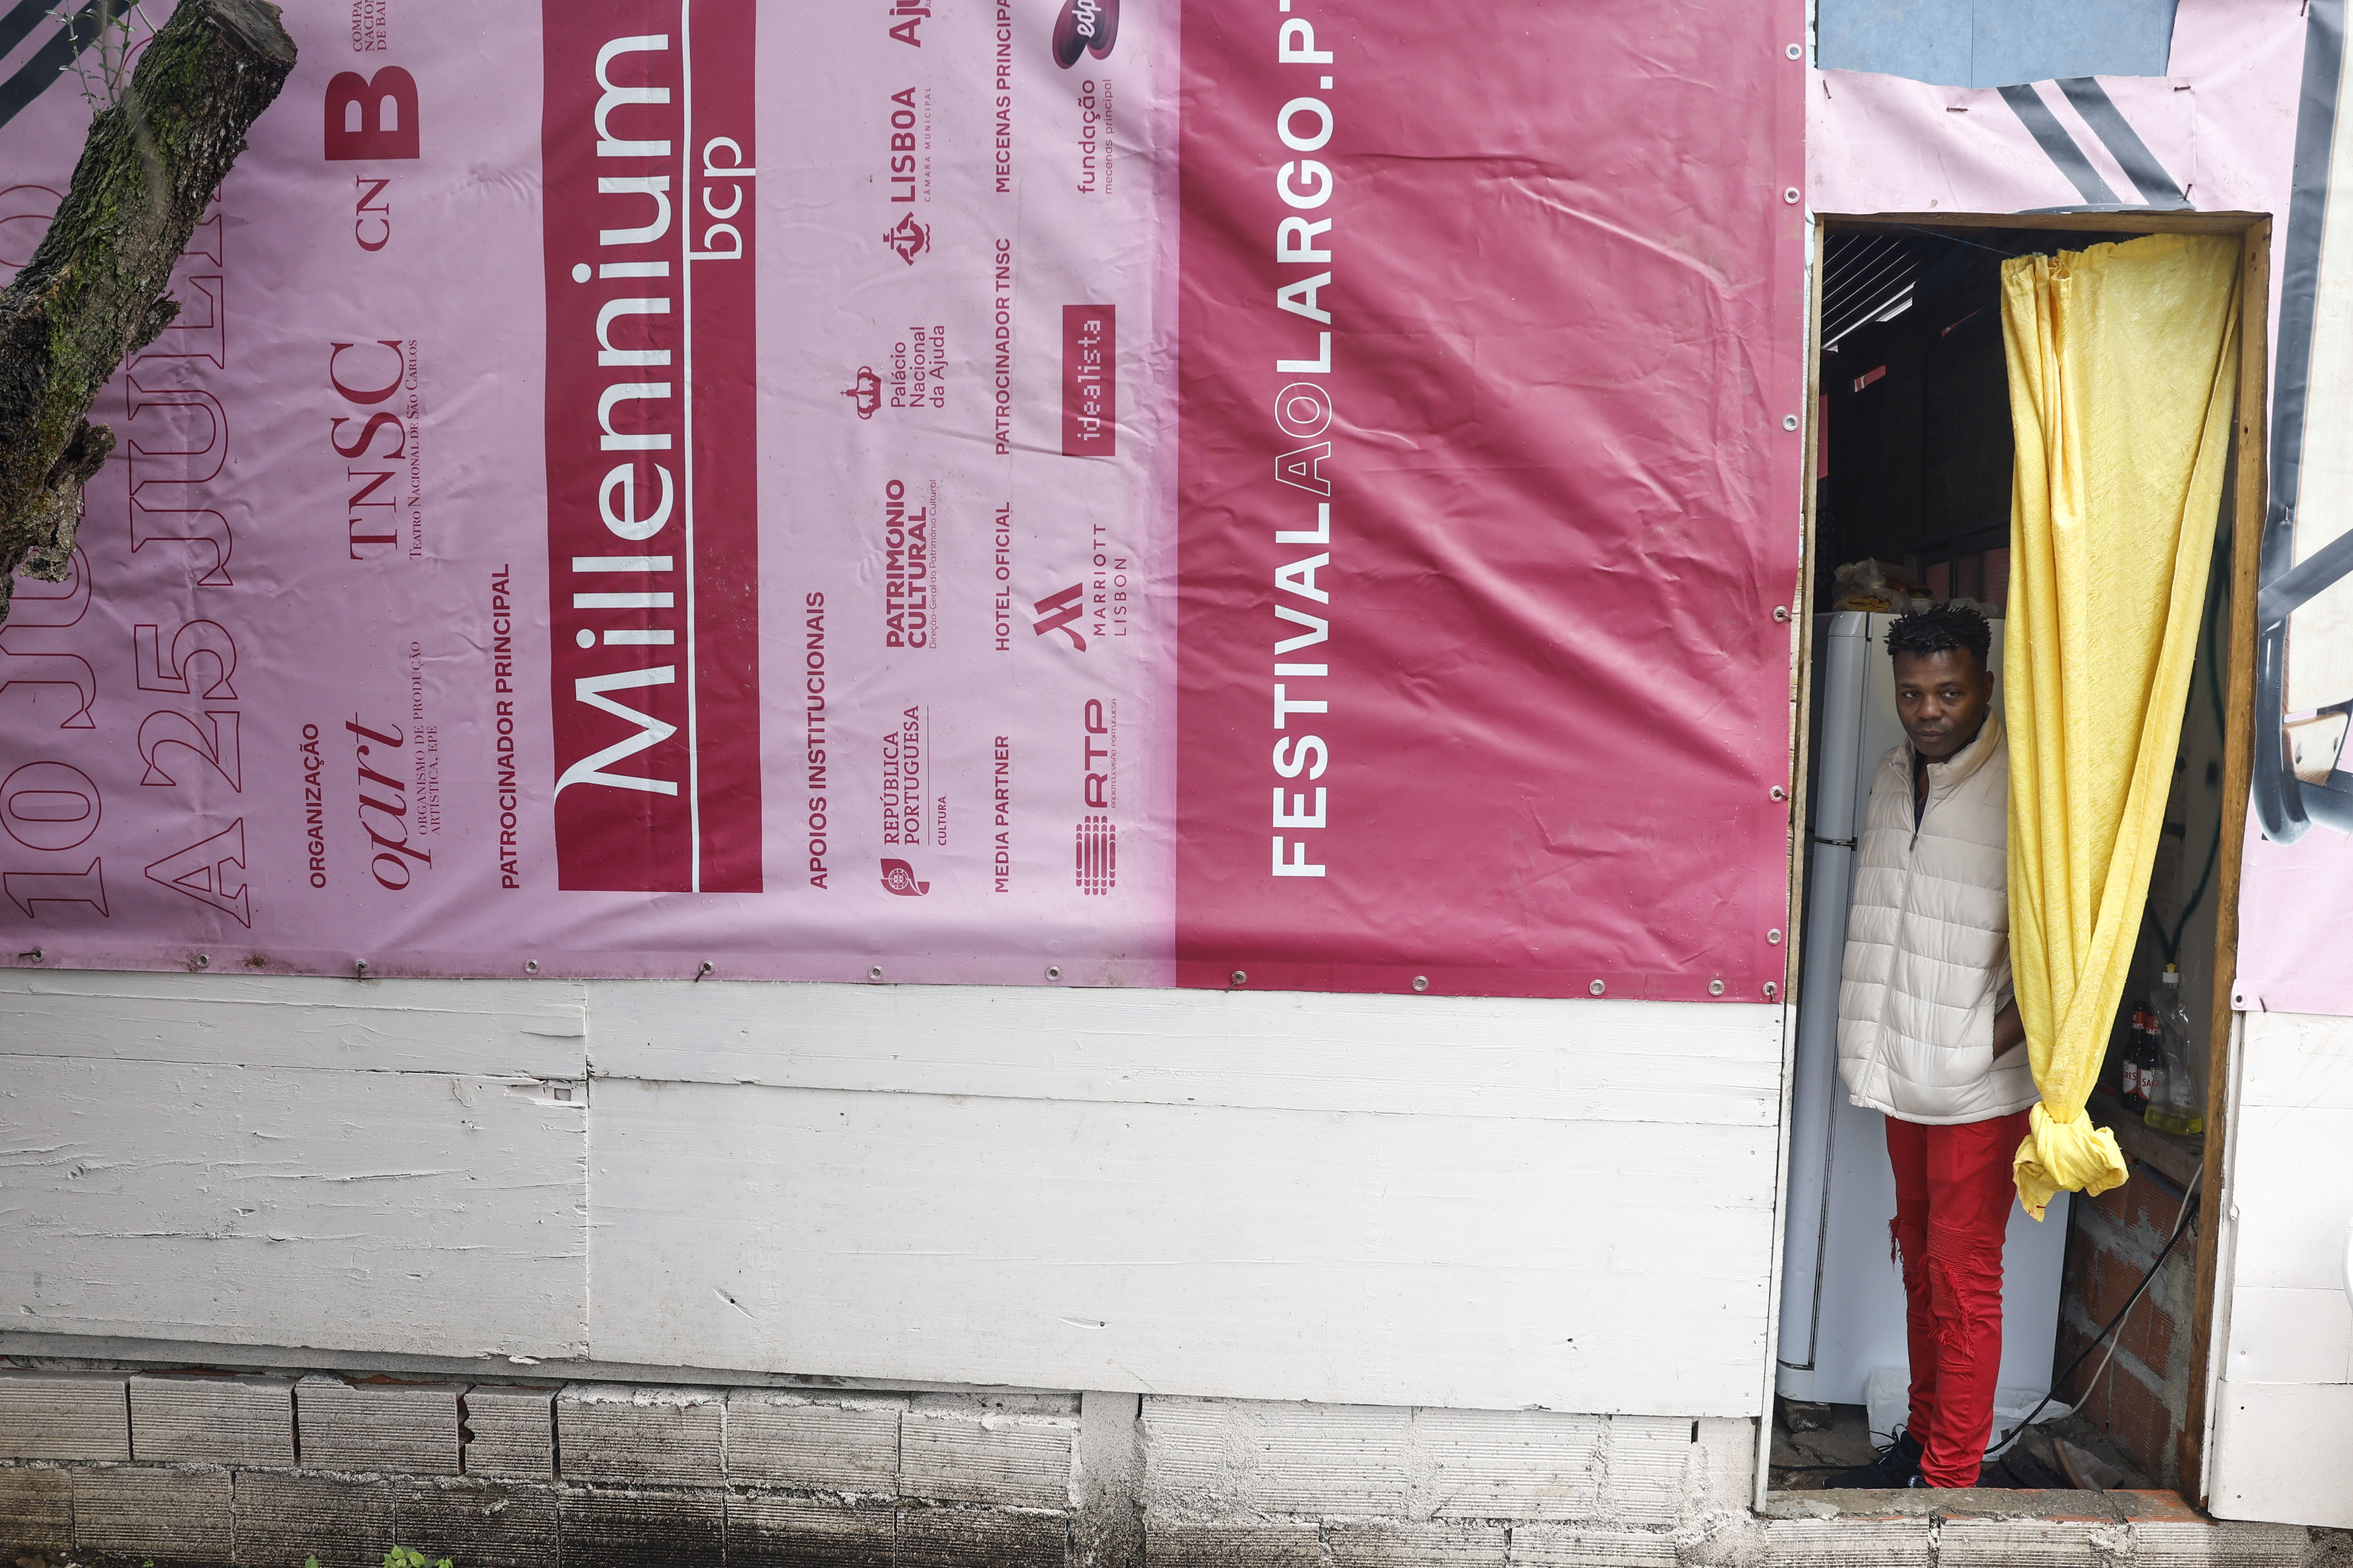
[0,0,1802,996]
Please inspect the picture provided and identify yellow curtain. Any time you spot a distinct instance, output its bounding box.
[2002,233,2240,1219]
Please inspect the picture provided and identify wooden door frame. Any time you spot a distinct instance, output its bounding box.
[1782,210,2271,1506]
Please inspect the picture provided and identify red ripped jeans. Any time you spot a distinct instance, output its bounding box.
[1885,1107,2031,1488]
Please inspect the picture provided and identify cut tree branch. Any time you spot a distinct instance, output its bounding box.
[0,0,295,623]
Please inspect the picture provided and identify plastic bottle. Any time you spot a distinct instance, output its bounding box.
[2145,965,2205,1136]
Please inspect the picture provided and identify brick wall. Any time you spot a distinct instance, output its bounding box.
[2057,1149,2199,1489]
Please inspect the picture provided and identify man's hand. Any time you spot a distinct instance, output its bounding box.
[1994,999,2025,1055]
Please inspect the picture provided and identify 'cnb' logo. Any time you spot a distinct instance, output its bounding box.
[1032,584,1085,650]
[325,68,420,161]
[883,213,930,265]
[1051,0,1119,66]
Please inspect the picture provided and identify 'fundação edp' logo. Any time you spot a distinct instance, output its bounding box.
[1051,0,1118,67]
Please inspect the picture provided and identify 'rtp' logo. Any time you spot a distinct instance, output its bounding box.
[1032,584,1085,651]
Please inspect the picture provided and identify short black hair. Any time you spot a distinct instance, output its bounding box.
[1885,602,1991,668]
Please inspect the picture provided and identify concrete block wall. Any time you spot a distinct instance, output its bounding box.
[0,1364,2329,1565]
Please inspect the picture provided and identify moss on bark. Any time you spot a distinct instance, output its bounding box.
[0,0,294,622]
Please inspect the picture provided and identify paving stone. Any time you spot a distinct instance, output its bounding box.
[1754,1516,1934,1566]
[74,1463,233,1564]
[0,1370,130,1461]
[1146,1520,1321,1568]
[897,1504,1069,1568]
[1504,1522,1678,1568]
[462,1383,555,1478]
[0,1464,71,1549]
[902,1406,1076,1509]
[392,1476,559,1568]
[555,1383,725,1486]
[559,1484,726,1567]
[2128,1518,2311,1566]
[130,1374,295,1468]
[296,1375,463,1475]
[232,1469,395,1567]
[1329,1519,1507,1567]
[728,1390,903,1493]
[730,1491,895,1568]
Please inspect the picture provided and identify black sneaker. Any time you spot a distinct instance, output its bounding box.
[1825,1429,1924,1488]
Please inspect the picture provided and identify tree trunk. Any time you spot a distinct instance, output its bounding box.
[0,0,295,623]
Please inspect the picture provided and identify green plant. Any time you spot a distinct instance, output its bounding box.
[299,1552,452,1568]
[48,0,158,111]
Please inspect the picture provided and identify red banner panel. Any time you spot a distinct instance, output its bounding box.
[1172,2,1805,998]
[542,0,762,892]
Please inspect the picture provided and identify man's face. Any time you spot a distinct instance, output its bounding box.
[1893,648,1993,762]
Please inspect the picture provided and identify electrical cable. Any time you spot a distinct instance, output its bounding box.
[1985,1159,2204,1457]
[1774,1161,2204,1481]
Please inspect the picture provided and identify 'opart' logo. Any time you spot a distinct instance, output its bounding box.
[1051,0,1118,67]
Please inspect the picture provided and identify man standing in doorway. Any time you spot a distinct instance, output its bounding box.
[1828,603,2034,1490]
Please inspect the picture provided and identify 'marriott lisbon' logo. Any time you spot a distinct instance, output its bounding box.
[843,366,882,418]
[883,213,930,265]
[1052,0,1118,67]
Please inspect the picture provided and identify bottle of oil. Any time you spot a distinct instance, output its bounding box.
[2145,965,2205,1136]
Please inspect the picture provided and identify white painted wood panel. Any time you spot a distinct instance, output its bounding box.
[2211,1381,2353,1529]
[0,1055,586,1358]
[2211,1009,2353,1524]
[586,985,1780,1126]
[584,1077,1777,1414]
[0,971,587,1078]
[2222,1286,2353,1386]
[1,974,1782,1414]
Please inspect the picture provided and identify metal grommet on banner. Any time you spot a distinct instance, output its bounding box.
[354,959,369,979]
[1230,969,1248,987]
[1589,979,1606,996]
[1709,979,1727,996]
[525,959,539,974]
[1047,966,1062,980]
[869,966,884,981]
[1782,413,1800,430]
[1764,980,1781,1000]
[1774,606,1791,622]
[1412,975,1429,992]
[1768,928,1784,944]
[1783,188,1801,205]
[194,953,209,970]
[1770,785,1788,800]
[1785,43,1803,59]
[19,948,41,963]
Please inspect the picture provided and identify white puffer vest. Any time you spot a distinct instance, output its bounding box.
[1837,710,2037,1125]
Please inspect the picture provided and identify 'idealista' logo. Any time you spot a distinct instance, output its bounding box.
[1051,0,1118,66]
[884,213,931,264]
[844,366,882,418]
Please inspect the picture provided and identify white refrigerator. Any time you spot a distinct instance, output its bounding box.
[1775,611,2069,1409]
